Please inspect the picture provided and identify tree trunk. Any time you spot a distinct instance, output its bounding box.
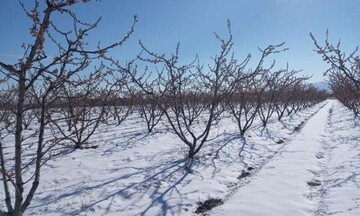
[13,74,26,215]
[188,146,196,159]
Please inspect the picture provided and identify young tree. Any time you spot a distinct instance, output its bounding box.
[311,31,360,89]
[0,82,17,216]
[49,70,114,149]
[311,31,360,114]
[0,1,136,215]
[136,93,164,133]
[127,21,287,170]
[257,70,281,127]
[130,22,250,170]
[227,67,267,137]
[272,67,306,121]
[105,71,134,127]
[329,72,360,115]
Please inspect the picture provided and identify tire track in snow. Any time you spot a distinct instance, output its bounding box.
[197,101,330,215]
[208,101,333,216]
[312,103,334,216]
[314,101,360,215]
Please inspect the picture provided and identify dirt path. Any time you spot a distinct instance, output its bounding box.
[210,100,343,215]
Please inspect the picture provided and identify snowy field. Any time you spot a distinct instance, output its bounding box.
[1,99,360,216]
[210,100,360,215]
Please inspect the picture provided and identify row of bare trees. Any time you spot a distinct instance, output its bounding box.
[0,0,138,215]
[226,69,327,136]
[0,1,328,215]
[123,22,328,169]
[311,31,360,116]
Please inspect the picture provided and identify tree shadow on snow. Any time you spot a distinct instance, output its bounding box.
[136,164,193,216]
[30,157,194,216]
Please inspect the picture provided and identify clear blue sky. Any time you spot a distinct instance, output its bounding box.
[1,0,359,82]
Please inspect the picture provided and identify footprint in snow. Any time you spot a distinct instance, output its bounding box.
[275,139,285,144]
[316,152,325,159]
[307,179,322,187]
[304,192,320,200]
[237,171,251,179]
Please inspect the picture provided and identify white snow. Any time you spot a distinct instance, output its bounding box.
[1,99,360,216]
[210,100,360,216]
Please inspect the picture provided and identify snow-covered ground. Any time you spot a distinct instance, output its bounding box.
[210,100,360,216]
[1,99,360,216]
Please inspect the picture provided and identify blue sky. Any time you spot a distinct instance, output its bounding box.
[1,0,359,82]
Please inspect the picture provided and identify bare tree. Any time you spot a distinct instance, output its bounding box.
[0,1,136,215]
[127,21,288,171]
[105,70,134,126]
[273,67,306,121]
[255,63,304,127]
[311,31,360,114]
[129,22,249,170]
[49,71,113,149]
[257,70,280,127]
[286,83,306,115]
[135,92,164,133]
[227,71,264,137]
[311,31,360,89]
[0,83,17,216]
[329,72,360,115]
